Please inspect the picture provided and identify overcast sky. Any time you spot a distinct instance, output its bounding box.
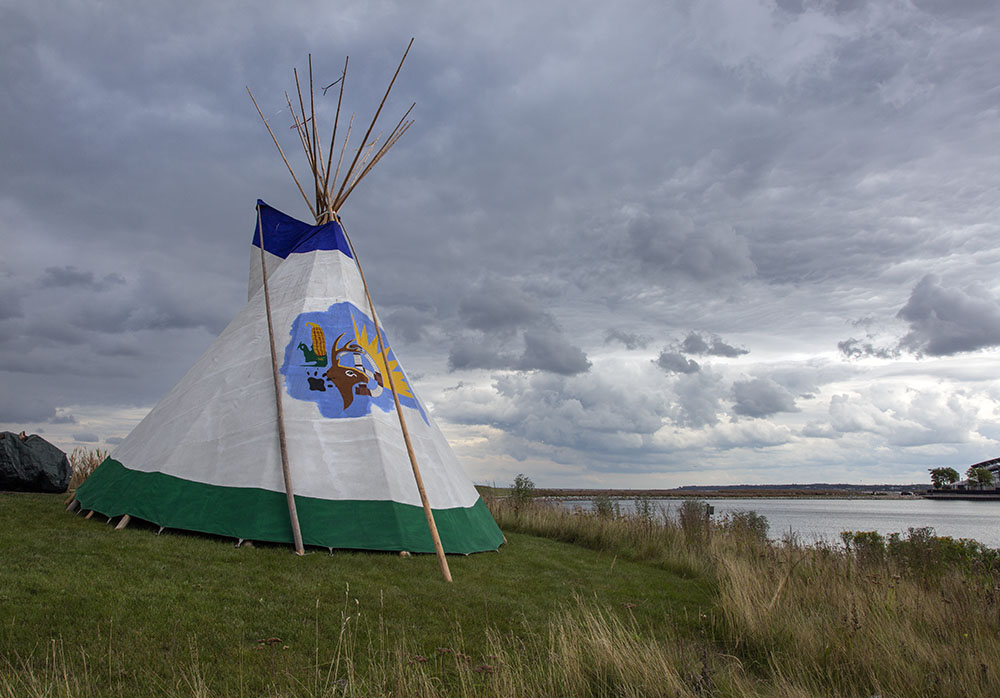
[3,0,1000,488]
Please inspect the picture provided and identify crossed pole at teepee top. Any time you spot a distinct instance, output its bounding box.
[249,41,454,583]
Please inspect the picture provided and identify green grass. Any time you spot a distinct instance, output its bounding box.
[6,490,1000,696]
[1,492,712,696]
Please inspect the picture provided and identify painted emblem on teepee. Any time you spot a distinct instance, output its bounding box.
[297,323,328,367]
[281,302,426,422]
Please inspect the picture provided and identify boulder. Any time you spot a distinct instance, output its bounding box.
[0,432,71,493]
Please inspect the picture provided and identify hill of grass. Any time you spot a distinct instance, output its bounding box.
[4,490,1000,697]
[1,492,711,697]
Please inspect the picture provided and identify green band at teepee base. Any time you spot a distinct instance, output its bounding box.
[75,458,503,555]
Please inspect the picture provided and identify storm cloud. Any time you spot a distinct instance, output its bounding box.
[897,275,1000,356]
[627,213,756,284]
[655,351,701,375]
[2,0,1000,486]
[681,332,749,358]
[731,378,800,419]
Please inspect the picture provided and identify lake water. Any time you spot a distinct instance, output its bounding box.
[555,497,1000,548]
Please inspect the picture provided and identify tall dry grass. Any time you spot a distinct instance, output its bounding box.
[66,447,107,490]
[493,497,1000,697]
[0,598,759,697]
[489,495,715,580]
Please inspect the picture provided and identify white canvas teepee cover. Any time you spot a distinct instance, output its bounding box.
[76,202,503,554]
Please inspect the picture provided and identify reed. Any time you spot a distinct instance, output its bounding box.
[66,447,107,490]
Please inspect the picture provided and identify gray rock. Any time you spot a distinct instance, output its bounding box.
[0,432,71,493]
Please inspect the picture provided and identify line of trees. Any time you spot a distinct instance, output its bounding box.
[928,465,996,489]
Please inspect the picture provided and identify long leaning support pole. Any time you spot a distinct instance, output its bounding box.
[258,207,306,555]
[339,217,452,582]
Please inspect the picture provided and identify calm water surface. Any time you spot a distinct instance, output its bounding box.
[559,497,1000,548]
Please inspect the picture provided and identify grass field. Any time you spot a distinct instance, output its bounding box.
[1,492,712,697]
[3,489,1000,696]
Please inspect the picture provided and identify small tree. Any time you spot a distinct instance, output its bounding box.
[978,468,996,488]
[509,473,535,513]
[929,467,960,489]
[966,466,995,489]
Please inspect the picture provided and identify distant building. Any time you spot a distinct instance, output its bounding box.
[957,457,1000,489]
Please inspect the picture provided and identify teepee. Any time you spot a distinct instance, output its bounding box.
[72,44,503,576]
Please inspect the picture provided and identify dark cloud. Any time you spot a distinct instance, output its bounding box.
[447,337,519,371]
[519,330,591,375]
[913,0,995,17]
[447,277,589,374]
[50,412,77,425]
[655,351,701,374]
[105,436,124,445]
[680,332,710,355]
[626,213,756,284]
[604,329,649,350]
[72,432,99,443]
[0,289,22,321]
[458,279,547,334]
[383,306,436,344]
[758,361,852,398]
[897,275,1000,356]
[39,266,125,291]
[680,331,749,358]
[838,337,901,360]
[68,271,232,334]
[447,328,590,375]
[731,378,799,418]
[0,393,56,423]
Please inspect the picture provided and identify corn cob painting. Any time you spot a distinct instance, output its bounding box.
[296,322,328,367]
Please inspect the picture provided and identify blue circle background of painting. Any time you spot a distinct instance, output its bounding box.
[280,302,426,422]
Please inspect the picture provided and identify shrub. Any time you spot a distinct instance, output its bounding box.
[841,530,886,567]
[592,493,620,519]
[509,473,536,513]
[722,509,769,544]
[633,495,656,526]
[678,499,711,544]
[886,527,1000,581]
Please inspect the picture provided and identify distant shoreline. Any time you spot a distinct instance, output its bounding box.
[530,487,926,499]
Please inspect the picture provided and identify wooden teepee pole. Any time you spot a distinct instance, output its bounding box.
[321,57,349,202]
[339,219,452,583]
[247,87,318,221]
[332,38,413,208]
[250,46,421,560]
[257,206,306,555]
